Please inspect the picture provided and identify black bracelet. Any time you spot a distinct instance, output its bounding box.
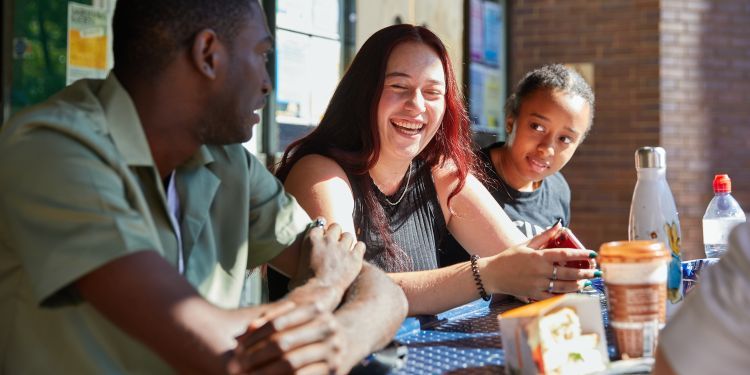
[470,254,491,301]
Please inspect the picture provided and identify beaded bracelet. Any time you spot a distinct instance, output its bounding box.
[470,254,491,301]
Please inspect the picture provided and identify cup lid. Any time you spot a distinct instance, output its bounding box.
[599,240,670,263]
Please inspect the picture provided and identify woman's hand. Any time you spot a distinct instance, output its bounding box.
[290,219,365,293]
[480,225,599,301]
[285,219,366,312]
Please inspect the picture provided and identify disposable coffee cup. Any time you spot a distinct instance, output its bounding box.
[599,240,670,360]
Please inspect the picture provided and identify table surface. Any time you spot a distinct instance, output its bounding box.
[391,279,614,374]
[394,297,511,374]
[387,258,714,375]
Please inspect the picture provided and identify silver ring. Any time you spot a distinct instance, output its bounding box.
[551,265,558,281]
[313,218,326,228]
[547,279,554,294]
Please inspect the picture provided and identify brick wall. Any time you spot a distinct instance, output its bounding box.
[509,0,750,259]
[660,0,750,259]
[509,0,662,253]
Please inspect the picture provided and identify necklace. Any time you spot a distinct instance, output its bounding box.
[491,151,515,201]
[492,150,540,200]
[496,170,541,201]
[497,177,514,201]
[382,162,413,206]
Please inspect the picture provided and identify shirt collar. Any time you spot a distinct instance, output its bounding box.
[97,72,214,169]
[182,144,215,169]
[98,72,154,166]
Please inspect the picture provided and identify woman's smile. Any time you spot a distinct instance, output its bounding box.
[390,118,426,136]
[377,41,446,161]
[526,155,550,174]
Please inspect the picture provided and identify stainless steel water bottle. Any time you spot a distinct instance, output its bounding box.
[628,146,683,317]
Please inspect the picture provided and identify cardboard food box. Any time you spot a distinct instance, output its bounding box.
[499,294,609,375]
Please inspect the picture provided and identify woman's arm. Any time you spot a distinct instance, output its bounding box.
[283,154,358,235]
[432,163,528,257]
[284,156,596,315]
[391,227,596,314]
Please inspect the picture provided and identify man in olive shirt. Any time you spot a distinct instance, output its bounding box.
[0,0,407,373]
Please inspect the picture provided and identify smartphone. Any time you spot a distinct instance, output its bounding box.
[545,227,593,269]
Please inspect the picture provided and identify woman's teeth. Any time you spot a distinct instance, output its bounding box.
[392,120,424,135]
[529,157,549,170]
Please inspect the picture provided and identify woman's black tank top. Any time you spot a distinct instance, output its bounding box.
[348,159,447,272]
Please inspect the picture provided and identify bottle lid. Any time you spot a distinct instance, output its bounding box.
[599,240,670,263]
[713,174,731,193]
[635,146,666,169]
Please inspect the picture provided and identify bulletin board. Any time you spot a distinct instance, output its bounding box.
[465,0,507,145]
[4,0,114,120]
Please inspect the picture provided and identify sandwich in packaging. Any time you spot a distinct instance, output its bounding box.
[499,294,608,375]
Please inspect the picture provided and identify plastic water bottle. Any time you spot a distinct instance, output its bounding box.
[702,174,745,258]
[628,146,683,314]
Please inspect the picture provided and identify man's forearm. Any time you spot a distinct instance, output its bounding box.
[334,263,408,371]
[76,251,296,374]
[283,276,344,312]
[76,251,242,373]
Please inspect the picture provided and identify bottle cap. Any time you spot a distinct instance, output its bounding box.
[635,146,666,169]
[713,174,731,193]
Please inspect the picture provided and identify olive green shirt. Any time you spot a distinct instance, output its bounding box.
[0,74,310,373]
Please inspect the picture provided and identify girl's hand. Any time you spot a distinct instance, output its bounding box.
[481,225,599,301]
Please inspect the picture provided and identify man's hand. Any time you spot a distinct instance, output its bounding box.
[229,302,346,374]
[290,219,365,293]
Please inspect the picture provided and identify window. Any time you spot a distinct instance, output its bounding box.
[265,0,345,158]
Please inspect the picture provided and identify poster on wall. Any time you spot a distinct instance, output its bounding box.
[470,64,503,132]
[469,64,485,127]
[469,0,484,63]
[468,0,506,144]
[66,3,109,85]
[482,68,503,130]
[482,1,502,67]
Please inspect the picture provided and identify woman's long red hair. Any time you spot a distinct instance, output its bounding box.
[276,24,479,271]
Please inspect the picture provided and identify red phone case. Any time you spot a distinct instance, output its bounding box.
[546,227,592,269]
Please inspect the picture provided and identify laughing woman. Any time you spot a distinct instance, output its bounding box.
[274,24,597,315]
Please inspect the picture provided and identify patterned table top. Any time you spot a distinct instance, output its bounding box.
[392,279,613,374]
